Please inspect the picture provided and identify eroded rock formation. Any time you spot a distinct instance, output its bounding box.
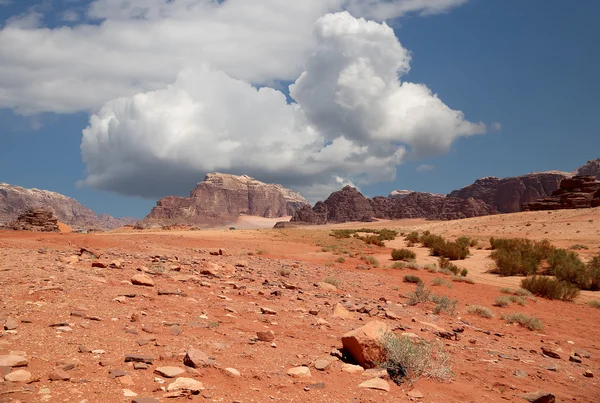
[0,183,136,230]
[522,176,600,211]
[4,208,59,232]
[142,173,310,227]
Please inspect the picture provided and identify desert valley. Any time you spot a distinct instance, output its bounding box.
[1,160,600,403]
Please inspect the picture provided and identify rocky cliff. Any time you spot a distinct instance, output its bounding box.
[4,208,59,232]
[0,183,136,230]
[290,186,494,224]
[142,173,310,227]
[573,158,600,179]
[522,176,600,211]
[448,172,569,213]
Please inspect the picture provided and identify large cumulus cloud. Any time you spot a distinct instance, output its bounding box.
[80,12,485,201]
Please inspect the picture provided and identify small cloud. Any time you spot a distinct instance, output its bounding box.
[61,10,80,22]
[416,164,435,172]
[491,122,502,131]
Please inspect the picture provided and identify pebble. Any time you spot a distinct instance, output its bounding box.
[358,377,390,392]
[167,377,204,392]
[341,363,364,374]
[287,366,311,378]
[48,368,71,381]
[4,369,32,382]
[224,367,241,377]
[257,330,275,342]
[584,370,594,378]
[314,359,330,371]
[0,355,28,367]
[154,366,185,378]
[131,274,155,287]
[4,318,18,330]
[260,307,277,315]
[407,389,424,398]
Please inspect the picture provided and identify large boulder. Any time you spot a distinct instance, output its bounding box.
[341,321,390,368]
[5,208,59,232]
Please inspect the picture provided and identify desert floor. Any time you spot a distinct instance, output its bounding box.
[1,208,599,402]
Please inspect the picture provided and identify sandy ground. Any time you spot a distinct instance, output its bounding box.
[1,208,600,402]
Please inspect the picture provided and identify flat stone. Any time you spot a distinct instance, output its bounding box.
[124,354,154,364]
[131,274,155,287]
[516,391,555,403]
[363,368,388,378]
[122,389,137,397]
[224,367,241,377]
[109,369,129,378]
[154,366,185,378]
[287,366,311,378]
[584,370,594,378]
[575,349,591,358]
[332,303,353,320]
[341,321,390,368]
[358,377,390,392]
[133,362,148,370]
[407,389,424,398]
[514,369,528,378]
[314,359,330,371]
[167,377,204,392]
[569,355,582,363]
[132,398,160,403]
[0,355,28,367]
[48,368,71,381]
[260,307,277,315]
[319,282,337,291]
[78,345,91,353]
[4,318,18,330]
[4,369,32,382]
[118,375,135,386]
[341,363,365,374]
[541,346,561,359]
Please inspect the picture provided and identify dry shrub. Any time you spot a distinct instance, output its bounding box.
[466,305,494,318]
[392,248,416,261]
[521,276,580,301]
[502,313,543,331]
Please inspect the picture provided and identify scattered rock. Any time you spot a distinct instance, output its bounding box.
[260,307,277,315]
[332,303,353,320]
[124,354,155,364]
[4,318,18,330]
[407,389,424,398]
[0,355,28,367]
[131,274,155,287]
[287,366,311,378]
[569,355,582,363]
[183,349,212,368]
[584,370,594,378]
[132,398,160,403]
[541,346,561,359]
[358,377,390,392]
[319,282,337,291]
[514,369,528,378]
[48,368,71,381]
[154,367,185,378]
[224,367,241,377]
[574,349,591,359]
[516,391,556,403]
[341,363,364,374]
[314,359,330,371]
[4,369,32,382]
[257,330,275,342]
[166,377,204,392]
[341,321,390,368]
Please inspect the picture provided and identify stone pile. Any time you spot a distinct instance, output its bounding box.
[5,207,60,232]
[522,176,600,211]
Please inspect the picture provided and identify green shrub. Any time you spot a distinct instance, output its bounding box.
[500,287,532,297]
[431,240,469,260]
[489,238,554,276]
[502,313,543,331]
[431,278,453,288]
[586,253,600,291]
[424,264,439,273]
[390,261,407,269]
[392,248,417,261]
[460,268,468,277]
[432,295,457,314]
[494,295,526,307]
[365,255,380,268]
[570,244,589,250]
[403,274,422,284]
[381,333,452,385]
[456,236,472,248]
[335,257,346,263]
[405,231,420,245]
[466,305,494,318]
[588,300,600,308]
[406,284,430,305]
[451,276,475,284]
[547,248,587,288]
[323,277,341,287]
[521,276,580,301]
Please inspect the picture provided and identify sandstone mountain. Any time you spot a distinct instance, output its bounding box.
[141,173,310,228]
[448,172,569,213]
[523,175,600,211]
[572,158,600,179]
[0,183,136,230]
[291,186,494,224]
[3,208,59,232]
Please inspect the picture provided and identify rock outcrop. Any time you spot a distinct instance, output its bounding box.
[290,186,494,224]
[4,208,59,232]
[448,172,569,213]
[0,183,136,230]
[142,173,309,227]
[522,176,600,211]
[572,158,600,180]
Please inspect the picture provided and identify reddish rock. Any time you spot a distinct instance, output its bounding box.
[140,173,309,228]
[5,208,59,232]
[523,176,600,211]
[341,321,390,368]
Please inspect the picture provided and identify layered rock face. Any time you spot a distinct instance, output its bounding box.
[291,186,494,224]
[0,183,136,230]
[4,208,59,232]
[448,172,569,213]
[573,158,600,179]
[522,176,600,211]
[142,173,310,227]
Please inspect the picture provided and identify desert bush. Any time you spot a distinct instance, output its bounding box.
[431,278,453,288]
[278,267,291,277]
[466,305,494,318]
[390,261,407,269]
[405,231,420,244]
[365,255,380,268]
[521,276,580,301]
[586,253,600,291]
[420,233,444,248]
[489,237,554,276]
[494,295,526,307]
[407,284,430,305]
[431,295,457,314]
[361,235,385,247]
[451,276,475,284]
[547,248,587,288]
[460,268,468,277]
[392,248,416,261]
[335,257,346,263]
[323,277,341,287]
[500,287,532,297]
[405,261,422,270]
[570,244,589,250]
[431,240,469,260]
[381,332,452,384]
[424,264,438,273]
[438,257,460,274]
[469,238,478,247]
[502,313,543,331]
[456,236,472,249]
[403,274,422,284]
[588,300,600,308]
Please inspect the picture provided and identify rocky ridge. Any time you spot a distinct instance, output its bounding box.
[291,186,494,224]
[0,183,136,230]
[142,173,310,228]
[573,158,600,179]
[523,176,600,211]
[3,208,59,232]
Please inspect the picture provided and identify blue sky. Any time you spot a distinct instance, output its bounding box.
[1,0,599,218]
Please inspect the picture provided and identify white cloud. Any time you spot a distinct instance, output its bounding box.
[416,164,435,172]
[491,121,502,131]
[61,10,80,22]
[0,0,468,115]
[80,11,485,200]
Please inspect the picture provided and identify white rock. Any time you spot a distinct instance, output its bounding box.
[287,366,311,378]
